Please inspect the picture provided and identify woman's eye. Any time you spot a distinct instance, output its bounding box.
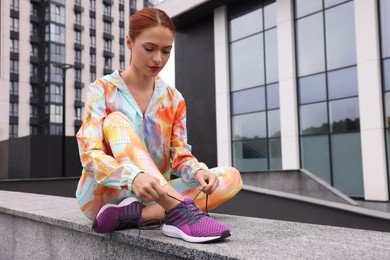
[163,51,170,55]
[145,48,153,52]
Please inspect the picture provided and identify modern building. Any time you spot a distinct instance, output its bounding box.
[153,0,390,202]
[0,0,150,179]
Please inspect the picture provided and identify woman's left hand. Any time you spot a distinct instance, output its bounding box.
[195,170,219,195]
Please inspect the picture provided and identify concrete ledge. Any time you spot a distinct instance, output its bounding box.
[1,191,390,259]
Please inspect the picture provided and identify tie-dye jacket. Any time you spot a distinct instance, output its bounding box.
[76,70,208,192]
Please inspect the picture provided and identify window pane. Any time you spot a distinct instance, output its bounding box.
[331,133,364,197]
[269,138,282,170]
[380,0,390,58]
[384,92,390,128]
[328,66,358,99]
[295,0,322,18]
[233,140,268,171]
[325,2,356,70]
[384,59,390,91]
[268,109,280,138]
[232,112,266,141]
[301,135,331,183]
[230,34,264,91]
[265,28,278,84]
[325,0,350,8]
[298,73,326,104]
[300,102,328,135]
[296,13,325,76]
[329,97,360,133]
[267,83,279,109]
[230,8,263,42]
[232,87,265,115]
[264,3,276,29]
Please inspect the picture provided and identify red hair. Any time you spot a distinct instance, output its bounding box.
[129,8,175,41]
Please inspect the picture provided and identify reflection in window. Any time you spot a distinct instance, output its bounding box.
[329,98,360,133]
[296,0,361,196]
[380,0,390,58]
[298,73,327,104]
[300,102,328,135]
[328,67,358,99]
[233,140,268,171]
[295,0,322,19]
[296,13,325,76]
[232,112,266,141]
[230,34,264,91]
[231,87,265,115]
[230,2,280,171]
[229,8,262,42]
[325,2,356,70]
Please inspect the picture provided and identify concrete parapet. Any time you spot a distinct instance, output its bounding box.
[1,190,390,259]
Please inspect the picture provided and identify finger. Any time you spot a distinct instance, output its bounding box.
[197,177,208,190]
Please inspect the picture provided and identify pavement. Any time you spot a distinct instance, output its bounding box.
[1,190,390,259]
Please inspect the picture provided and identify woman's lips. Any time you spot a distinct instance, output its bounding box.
[148,66,160,72]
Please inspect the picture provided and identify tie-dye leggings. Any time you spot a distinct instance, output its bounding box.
[76,112,242,221]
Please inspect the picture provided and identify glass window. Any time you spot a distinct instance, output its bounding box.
[230,34,264,91]
[266,83,279,109]
[331,133,364,196]
[11,0,19,11]
[295,0,322,19]
[232,112,266,141]
[301,135,331,183]
[300,102,328,135]
[10,39,19,53]
[265,29,278,84]
[264,3,277,30]
[325,0,350,8]
[90,17,96,29]
[296,13,325,76]
[10,60,19,73]
[10,17,19,32]
[9,124,18,138]
[325,2,356,70]
[380,0,390,58]
[298,73,327,104]
[269,138,282,170]
[229,8,262,42]
[329,97,360,133]
[233,139,268,171]
[328,66,358,99]
[90,53,96,65]
[384,92,390,128]
[90,35,96,47]
[268,109,280,138]
[10,102,18,117]
[10,81,18,95]
[232,87,265,115]
[384,59,390,91]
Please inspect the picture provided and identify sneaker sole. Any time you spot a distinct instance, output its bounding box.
[93,197,141,233]
[162,224,231,243]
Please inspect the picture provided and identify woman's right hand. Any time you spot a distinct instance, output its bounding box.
[132,173,166,203]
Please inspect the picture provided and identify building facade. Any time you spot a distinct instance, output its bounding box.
[156,0,390,201]
[0,0,154,178]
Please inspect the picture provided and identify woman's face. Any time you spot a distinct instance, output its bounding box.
[127,25,174,77]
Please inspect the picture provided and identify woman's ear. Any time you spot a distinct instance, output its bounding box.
[126,35,132,50]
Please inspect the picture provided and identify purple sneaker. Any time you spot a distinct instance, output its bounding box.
[162,197,231,243]
[92,197,142,233]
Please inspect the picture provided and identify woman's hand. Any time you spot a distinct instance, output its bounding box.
[195,170,219,195]
[132,173,166,203]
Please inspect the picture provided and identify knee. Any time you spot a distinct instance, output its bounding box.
[214,166,243,189]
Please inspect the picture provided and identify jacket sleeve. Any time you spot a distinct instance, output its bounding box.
[76,82,143,191]
[170,97,208,187]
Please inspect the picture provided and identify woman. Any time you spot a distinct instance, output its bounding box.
[76,7,242,243]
